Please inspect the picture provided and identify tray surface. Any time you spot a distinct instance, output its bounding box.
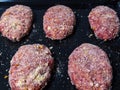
[0,1,120,90]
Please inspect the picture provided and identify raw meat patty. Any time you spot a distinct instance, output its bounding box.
[0,5,33,41]
[88,6,120,40]
[68,43,112,90]
[43,5,76,40]
[9,44,54,90]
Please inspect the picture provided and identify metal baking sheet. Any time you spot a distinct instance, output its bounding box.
[0,0,120,90]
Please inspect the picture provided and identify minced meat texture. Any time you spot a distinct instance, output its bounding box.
[0,5,33,41]
[43,5,76,40]
[68,43,112,90]
[9,44,54,90]
[88,6,120,40]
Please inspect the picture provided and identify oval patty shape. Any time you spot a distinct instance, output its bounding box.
[43,5,76,40]
[68,43,112,90]
[9,44,54,90]
[0,5,33,42]
[88,6,120,41]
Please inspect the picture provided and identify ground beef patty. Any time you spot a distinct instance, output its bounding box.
[9,44,54,90]
[88,6,120,41]
[68,43,112,90]
[0,5,33,41]
[43,5,76,40]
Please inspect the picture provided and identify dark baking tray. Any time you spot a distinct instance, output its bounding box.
[0,0,120,90]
